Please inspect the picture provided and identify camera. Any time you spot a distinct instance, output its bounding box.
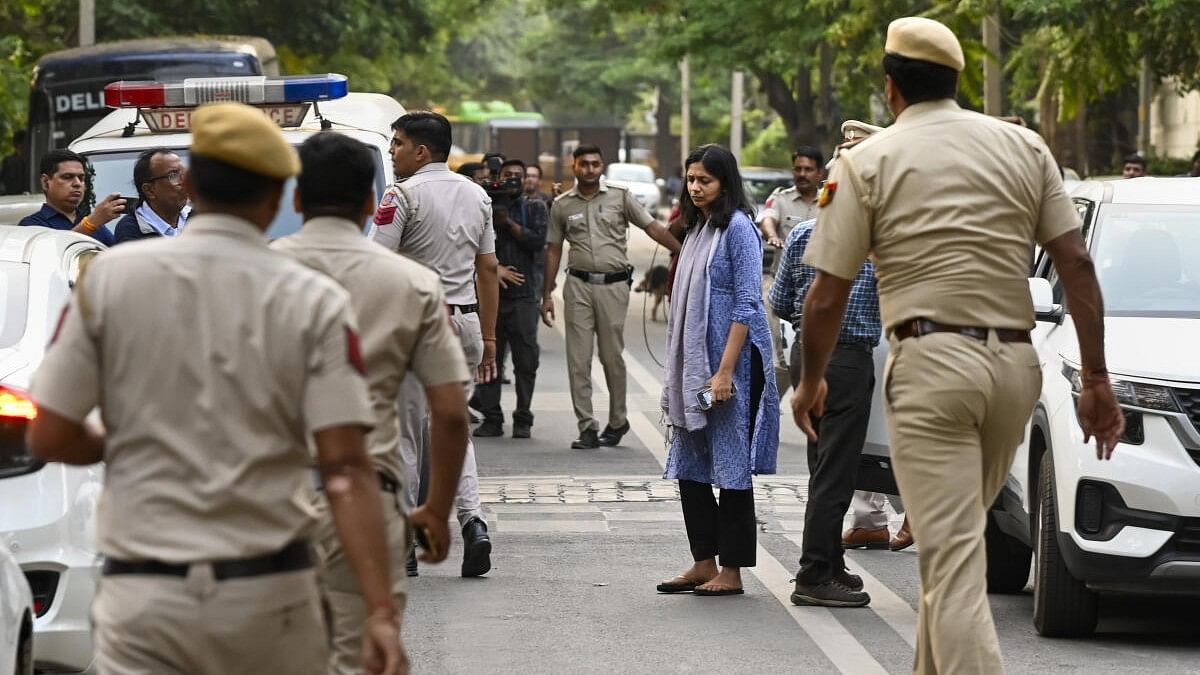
[481,153,523,210]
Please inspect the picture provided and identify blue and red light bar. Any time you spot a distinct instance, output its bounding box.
[104,74,348,109]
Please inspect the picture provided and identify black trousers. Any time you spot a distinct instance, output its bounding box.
[679,480,757,567]
[795,345,876,584]
[475,300,541,426]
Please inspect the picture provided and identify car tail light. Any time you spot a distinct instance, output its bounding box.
[0,385,36,420]
[24,570,59,618]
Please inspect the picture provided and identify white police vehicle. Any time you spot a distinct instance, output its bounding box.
[985,177,1200,636]
[71,73,404,239]
[0,226,104,673]
[0,545,34,675]
[0,75,403,672]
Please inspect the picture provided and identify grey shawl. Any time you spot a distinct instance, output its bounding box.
[662,220,724,431]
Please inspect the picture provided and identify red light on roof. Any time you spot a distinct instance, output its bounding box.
[104,81,166,109]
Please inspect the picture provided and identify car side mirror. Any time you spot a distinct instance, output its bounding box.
[1029,277,1064,324]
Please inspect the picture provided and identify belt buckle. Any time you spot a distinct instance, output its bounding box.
[588,272,606,284]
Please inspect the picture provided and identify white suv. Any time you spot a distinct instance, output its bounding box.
[987,177,1200,635]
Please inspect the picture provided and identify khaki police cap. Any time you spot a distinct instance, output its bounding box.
[885,16,964,72]
[841,120,884,141]
[190,102,300,180]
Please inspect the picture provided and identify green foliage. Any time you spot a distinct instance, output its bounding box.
[741,118,792,168]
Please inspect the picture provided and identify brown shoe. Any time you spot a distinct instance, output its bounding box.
[890,518,913,551]
[841,527,889,550]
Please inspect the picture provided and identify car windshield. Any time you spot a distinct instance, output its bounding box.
[743,176,792,205]
[607,164,654,183]
[1091,204,1200,318]
[83,146,385,240]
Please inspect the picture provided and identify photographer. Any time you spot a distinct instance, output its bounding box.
[472,158,547,439]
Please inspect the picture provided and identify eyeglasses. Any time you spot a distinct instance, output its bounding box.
[147,169,183,186]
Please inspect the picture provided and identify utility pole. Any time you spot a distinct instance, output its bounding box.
[79,0,95,47]
[1137,57,1152,156]
[680,56,691,168]
[982,10,1002,116]
[730,70,745,161]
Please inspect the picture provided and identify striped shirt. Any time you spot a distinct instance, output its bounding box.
[768,217,881,347]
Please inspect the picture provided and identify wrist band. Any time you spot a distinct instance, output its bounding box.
[482,337,496,342]
[80,216,98,234]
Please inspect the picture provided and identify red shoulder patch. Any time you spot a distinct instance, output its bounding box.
[345,325,367,376]
[373,206,397,226]
[817,181,838,208]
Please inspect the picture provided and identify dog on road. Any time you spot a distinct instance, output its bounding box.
[635,264,670,322]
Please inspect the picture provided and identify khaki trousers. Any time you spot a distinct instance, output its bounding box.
[313,489,410,675]
[93,567,326,675]
[563,274,629,433]
[884,331,1040,675]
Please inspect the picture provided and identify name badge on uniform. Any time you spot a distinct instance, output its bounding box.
[567,213,585,222]
[818,181,838,208]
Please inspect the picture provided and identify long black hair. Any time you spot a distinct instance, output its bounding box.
[678,144,754,230]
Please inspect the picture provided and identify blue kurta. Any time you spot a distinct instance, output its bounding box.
[663,211,780,490]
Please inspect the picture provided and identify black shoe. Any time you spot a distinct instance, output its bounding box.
[501,376,512,385]
[571,428,600,449]
[473,420,504,437]
[835,568,864,592]
[512,423,531,439]
[468,410,481,424]
[406,549,418,577]
[461,517,492,577]
[790,579,870,607]
[598,422,630,447]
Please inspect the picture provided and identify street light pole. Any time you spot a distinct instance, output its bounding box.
[79,0,95,47]
[680,55,691,167]
[730,70,744,161]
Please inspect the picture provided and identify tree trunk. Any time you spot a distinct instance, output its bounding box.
[818,42,839,158]
[755,67,819,152]
[654,85,676,178]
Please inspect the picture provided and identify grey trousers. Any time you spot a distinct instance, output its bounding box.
[398,311,484,527]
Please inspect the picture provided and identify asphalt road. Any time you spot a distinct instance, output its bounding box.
[403,227,1200,674]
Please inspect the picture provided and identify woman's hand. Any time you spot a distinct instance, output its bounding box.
[706,370,734,404]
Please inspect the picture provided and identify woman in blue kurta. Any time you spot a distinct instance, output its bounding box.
[658,144,779,596]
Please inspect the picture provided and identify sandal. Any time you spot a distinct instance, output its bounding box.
[656,575,707,593]
[693,583,744,596]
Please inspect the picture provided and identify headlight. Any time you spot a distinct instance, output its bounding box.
[1061,363,1181,412]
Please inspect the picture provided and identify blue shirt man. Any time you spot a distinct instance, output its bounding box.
[19,149,122,246]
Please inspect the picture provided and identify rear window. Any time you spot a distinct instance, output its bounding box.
[0,261,29,349]
[83,145,386,239]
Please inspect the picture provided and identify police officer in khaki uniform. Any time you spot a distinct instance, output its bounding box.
[27,103,405,675]
[761,147,823,389]
[543,143,681,449]
[372,111,499,577]
[273,132,471,675]
[790,18,1124,674]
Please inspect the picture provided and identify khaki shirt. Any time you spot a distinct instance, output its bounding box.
[548,180,655,273]
[272,217,470,483]
[31,214,374,563]
[370,162,495,305]
[761,185,819,240]
[805,100,1080,332]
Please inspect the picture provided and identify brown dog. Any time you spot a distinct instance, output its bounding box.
[634,264,670,322]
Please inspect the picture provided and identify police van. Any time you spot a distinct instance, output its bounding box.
[0,74,402,673]
[71,73,404,240]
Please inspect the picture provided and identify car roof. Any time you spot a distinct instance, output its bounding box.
[70,92,404,154]
[1072,177,1200,206]
[0,225,102,263]
[741,166,791,178]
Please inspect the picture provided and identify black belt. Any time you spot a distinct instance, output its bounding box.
[567,268,631,284]
[835,342,875,353]
[893,318,1031,344]
[449,303,478,314]
[312,470,400,494]
[102,540,311,580]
